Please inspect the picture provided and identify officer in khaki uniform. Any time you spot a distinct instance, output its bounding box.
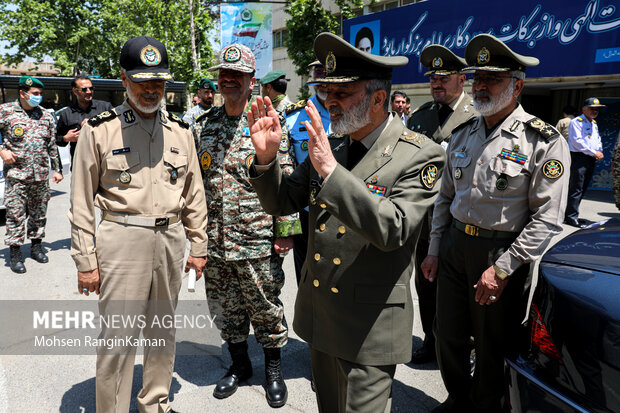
[248,32,446,413]
[407,45,478,364]
[68,36,208,413]
[421,34,570,413]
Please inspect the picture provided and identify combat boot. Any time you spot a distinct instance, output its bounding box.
[213,340,253,399]
[264,347,287,408]
[30,239,49,263]
[9,245,26,274]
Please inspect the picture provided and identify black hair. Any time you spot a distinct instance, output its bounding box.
[71,75,91,88]
[391,90,407,102]
[270,78,288,94]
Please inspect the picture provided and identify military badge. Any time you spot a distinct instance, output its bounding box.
[123,110,136,124]
[325,51,336,74]
[200,151,212,171]
[301,141,308,151]
[421,164,438,189]
[279,135,289,152]
[496,174,508,190]
[245,154,255,169]
[382,145,393,157]
[500,148,528,165]
[112,147,130,155]
[242,126,250,137]
[25,78,33,86]
[455,167,462,180]
[309,188,317,205]
[140,45,161,66]
[169,168,178,181]
[477,47,490,64]
[542,159,563,179]
[509,120,520,132]
[119,171,132,184]
[370,175,378,184]
[240,8,253,21]
[160,111,167,124]
[366,184,387,197]
[170,147,179,154]
[432,57,443,68]
[593,98,601,105]
[224,46,241,63]
[13,127,24,137]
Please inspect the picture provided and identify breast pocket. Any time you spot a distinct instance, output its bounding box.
[451,154,472,187]
[161,152,188,189]
[487,157,528,195]
[103,152,142,192]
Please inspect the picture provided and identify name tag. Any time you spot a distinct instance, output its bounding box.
[112,147,131,155]
[455,152,466,158]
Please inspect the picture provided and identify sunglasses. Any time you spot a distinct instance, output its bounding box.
[76,86,95,92]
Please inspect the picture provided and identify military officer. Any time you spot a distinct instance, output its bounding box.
[0,75,63,274]
[259,70,293,113]
[421,34,570,413]
[248,32,446,413]
[68,36,208,413]
[193,43,300,408]
[183,77,216,130]
[407,45,478,364]
[285,60,332,283]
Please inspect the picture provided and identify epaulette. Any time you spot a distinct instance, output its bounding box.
[169,113,189,129]
[400,129,429,147]
[525,118,559,142]
[285,99,308,116]
[88,111,117,127]
[576,117,584,122]
[451,116,478,135]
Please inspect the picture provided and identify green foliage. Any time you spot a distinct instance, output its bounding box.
[0,0,215,83]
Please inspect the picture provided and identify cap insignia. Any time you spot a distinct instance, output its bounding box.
[593,98,600,105]
[224,46,241,63]
[140,45,161,66]
[25,78,33,86]
[432,57,443,68]
[477,47,490,65]
[325,52,336,74]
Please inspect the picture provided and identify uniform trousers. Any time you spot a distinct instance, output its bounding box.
[435,224,530,412]
[292,209,309,285]
[95,219,185,413]
[565,151,596,221]
[205,255,288,348]
[309,346,395,413]
[414,235,436,347]
[4,178,49,246]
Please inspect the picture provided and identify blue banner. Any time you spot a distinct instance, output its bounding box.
[344,0,620,85]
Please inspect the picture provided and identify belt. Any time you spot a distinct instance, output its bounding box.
[453,219,518,240]
[102,211,181,228]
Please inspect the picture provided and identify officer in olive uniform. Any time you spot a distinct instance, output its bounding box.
[259,70,293,113]
[407,45,478,364]
[68,36,208,413]
[421,34,570,413]
[0,76,63,274]
[249,32,446,413]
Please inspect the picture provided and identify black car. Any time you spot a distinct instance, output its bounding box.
[506,218,620,412]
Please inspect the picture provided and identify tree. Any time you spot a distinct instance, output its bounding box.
[0,0,215,83]
[285,0,363,99]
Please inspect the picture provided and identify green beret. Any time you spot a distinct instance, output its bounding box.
[463,34,539,73]
[259,70,287,85]
[19,76,44,88]
[199,78,217,91]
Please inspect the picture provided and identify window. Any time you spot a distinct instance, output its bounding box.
[273,29,288,48]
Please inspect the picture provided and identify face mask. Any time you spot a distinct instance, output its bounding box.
[26,94,43,107]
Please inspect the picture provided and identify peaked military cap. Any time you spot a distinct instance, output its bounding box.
[199,78,217,91]
[259,70,287,85]
[19,75,44,88]
[420,45,467,76]
[208,43,256,73]
[308,32,408,85]
[583,97,605,108]
[463,34,539,73]
[120,36,173,82]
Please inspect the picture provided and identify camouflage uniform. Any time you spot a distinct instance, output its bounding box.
[182,103,209,131]
[0,101,61,246]
[613,131,620,210]
[194,97,300,348]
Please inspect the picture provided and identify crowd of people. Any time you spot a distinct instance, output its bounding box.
[1,30,619,413]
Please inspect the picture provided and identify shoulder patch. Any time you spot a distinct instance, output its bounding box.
[88,111,117,127]
[285,99,308,116]
[421,163,439,189]
[525,118,559,142]
[169,113,189,129]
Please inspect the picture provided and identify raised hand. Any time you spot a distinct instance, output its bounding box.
[304,99,338,177]
[248,96,282,165]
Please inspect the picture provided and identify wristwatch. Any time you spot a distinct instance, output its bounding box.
[493,264,509,280]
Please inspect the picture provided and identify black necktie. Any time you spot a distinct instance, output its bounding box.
[347,140,367,170]
[438,104,452,126]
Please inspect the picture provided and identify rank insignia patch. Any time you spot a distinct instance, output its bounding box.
[245,154,255,169]
[500,148,528,165]
[542,159,563,179]
[421,164,438,189]
[366,184,387,196]
[123,110,136,124]
[13,127,24,137]
[200,152,212,171]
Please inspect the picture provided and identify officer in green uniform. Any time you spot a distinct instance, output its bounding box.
[407,45,478,364]
[421,34,570,413]
[248,32,446,413]
[259,70,292,113]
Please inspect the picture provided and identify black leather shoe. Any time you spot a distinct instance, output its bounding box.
[213,341,253,399]
[30,239,49,263]
[410,342,436,364]
[9,246,26,274]
[264,347,287,408]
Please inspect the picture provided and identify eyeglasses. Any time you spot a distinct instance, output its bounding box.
[471,75,516,86]
[76,86,94,92]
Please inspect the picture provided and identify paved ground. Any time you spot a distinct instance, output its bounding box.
[0,171,617,413]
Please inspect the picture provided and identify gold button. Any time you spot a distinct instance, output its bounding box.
[313,279,320,287]
[338,226,346,234]
[319,224,326,231]
[314,253,321,261]
[331,287,339,294]
[320,203,327,209]
[333,257,341,265]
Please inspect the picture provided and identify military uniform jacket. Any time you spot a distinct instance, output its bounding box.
[407,92,477,144]
[250,116,446,365]
[193,102,300,261]
[0,101,61,181]
[68,101,209,272]
[429,104,570,276]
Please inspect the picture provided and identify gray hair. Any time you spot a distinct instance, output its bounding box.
[365,79,391,112]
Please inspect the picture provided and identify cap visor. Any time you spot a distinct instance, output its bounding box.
[424,69,459,76]
[307,76,364,86]
[461,66,512,73]
[207,63,254,73]
[127,68,174,82]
